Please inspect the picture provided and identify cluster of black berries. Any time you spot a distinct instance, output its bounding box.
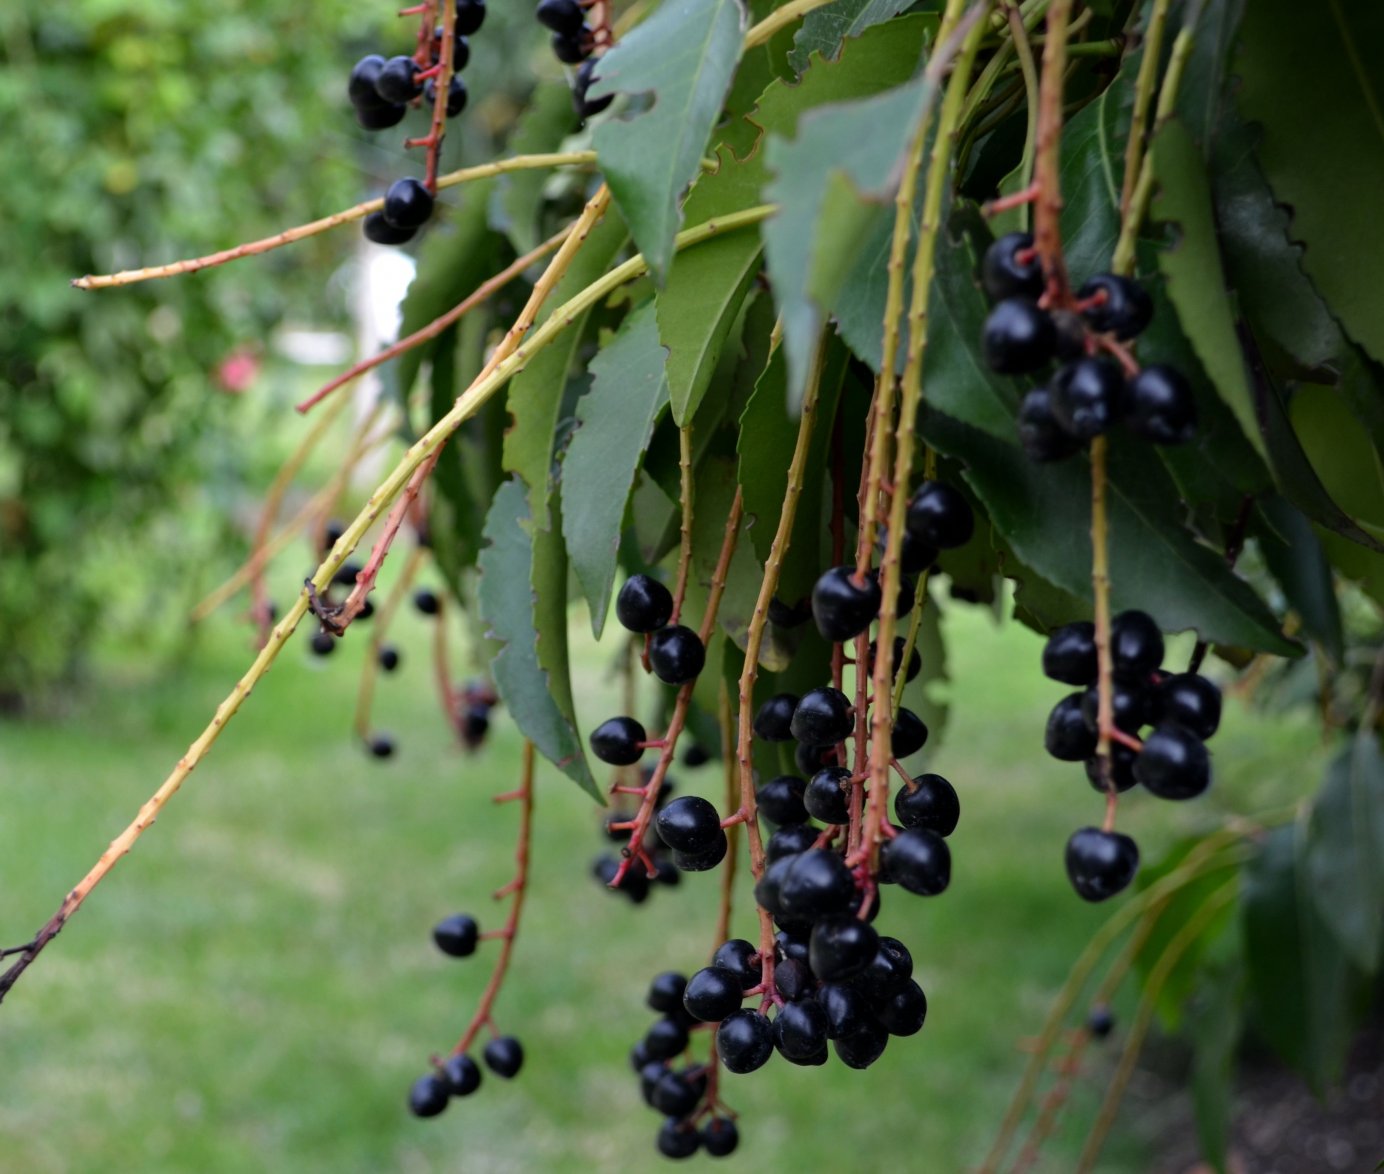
[1040,610,1222,902]
[534,0,612,119]
[348,0,486,245]
[407,913,525,1118]
[630,973,738,1159]
[593,767,684,902]
[978,232,1198,459]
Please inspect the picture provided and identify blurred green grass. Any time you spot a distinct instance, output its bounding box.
[0,576,1326,1173]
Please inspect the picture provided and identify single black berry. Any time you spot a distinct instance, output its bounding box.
[983,298,1056,374]
[876,979,928,1036]
[877,523,937,575]
[1156,672,1221,739]
[808,914,879,982]
[1134,725,1211,799]
[778,849,856,918]
[551,29,591,63]
[766,823,817,863]
[423,75,469,118]
[1078,274,1153,339]
[655,795,722,854]
[368,734,395,759]
[818,983,869,1039]
[712,939,760,990]
[856,935,914,999]
[355,102,408,131]
[430,28,471,71]
[773,999,830,1061]
[651,1070,700,1117]
[647,971,688,1014]
[376,55,423,104]
[384,178,435,231]
[717,1009,774,1073]
[616,573,673,633]
[790,687,853,745]
[590,716,646,765]
[804,767,852,825]
[1018,386,1083,462]
[454,0,487,35]
[1088,1005,1116,1039]
[906,480,974,550]
[867,638,922,684]
[1043,621,1097,686]
[1080,679,1152,734]
[881,828,950,896]
[1045,693,1098,761]
[753,693,799,742]
[757,775,809,826]
[657,1118,701,1160]
[363,211,416,246]
[891,707,929,759]
[310,630,336,657]
[1127,364,1196,444]
[349,55,389,109]
[649,625,706,686]
[644,1016,690,1060]
[378,644,401,672]
[413,588,440,616]
[1111,610,1164,678]
[1050,357,1126,439]
[408,1072,449,1117]
[774,956,814,1003]
[536,0,585,35]
[433,913,479,957]
[1065,826,1140,902]
[483,1036,523,1078]
[894,773,959,837]
[683,966,744,1022]
[672,830,729,873]
[701,1117,740,1158]
[774,929,810,964]
[811,565,882,643]
[981,231,1043,302]
[1086,746,1140,793]
[833,1020,889,1069]
[441,1053,481,1095]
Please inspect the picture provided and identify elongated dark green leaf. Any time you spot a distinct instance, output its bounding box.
[1254,498,1344,664]
[478,479,598,798]
[562,303,671,636]
[1303,738,1384,974]
[1243,824,1358,1093]
[501,211,627,523]
[926,413,1298,653]
[492,80,580,256]
[1176,0,1245,152]
[1235,0,1384,363]
[1290,384,1384,529]
[786,0,919,75]
[1058,69,1131,284]
[588,0,745,282]
[392,179,504,400]
[1151,119,1268,462]
[1188,963,1242,1174]
[764,73,932,400]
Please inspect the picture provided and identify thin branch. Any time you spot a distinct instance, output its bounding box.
[1118,0,1172,220]
[353,544,426,741]
[671,424,696,625]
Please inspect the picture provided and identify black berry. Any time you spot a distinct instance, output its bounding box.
[757,775,809,826]
[1088,1005,1116,1039]
[376,55,422,104]
[773,999,830,1061]
[790,687,853,745]
[454,0,487,35]
[1050,357,1126,439]
[804,767,852,825]
[616,573,673,633]
[657,1118,700,1159]
[649,625,706,686]
[644,1016,690,1060]
[881,828,950,896]
[906,480,974,550]
[808,915,879,982]
[384,178,435,230]
[368,734,395,759]
[647,971,688,1014]
[983,298,1056,374]
[355,102,408,131]
[753,693,799,742]
[1080,679,1151,734]
[349,55,389,109]
[766,823,817,863]
[833,1020,889,1069]
[981,231,1043,302]
[811,566,882,643]
[891,708,929,759]
[1043,621,1097,686]
[717,1009,774,1073]
[894,773,959,837]
[423,75,469,118]
[1065,826,1139,902]
[701,1118,739,1158]
[441,1053,481,1095]
[310,630,336,657]
[876,979,928,1036]
[433,913,479,957]
[671,830,729,872]
[551,30,590,64]
[536,0,585,35]
[712,939,760,990]
[1045,693,1098,761]
[818,983,869,1039]
[868,638,922,684]
[683,966,744,1022]
[1078,274,1153,339]
[1111,610,1164,678]
[1134,725,1211,799]
[655,796,722,854]
[1155,672,1221,739]
[1086,746,1140,793]
[1018,386,1083,462]
[483,1036,524,1078]
[378,644,401,672]
[651,1070,700,1118]
[589,716,646,765]
[778,849,856,918]
[413,588,440,616]
[1127,364,1197,444]
[408,1072,450,1117]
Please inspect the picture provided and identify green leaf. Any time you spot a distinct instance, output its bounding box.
[501,210,627,524]
[1242,824,1358,1093]
[1150,119,1269,463]
[926,415,1298,654]
[764,73,933,400]
[1290,383,1384,529]
[1254,497,1344,664]
[1234,0,1384,363]
[478,480,598,799]
[391,179,504,400]
[562,303,671,636]
[657,231,763,426]
[1058,69,1131,284]
[492,80,580,256]
[589,0,746,283]
[1175,0,1245,152]
[1188,963,1242,1174]
[1303,738,1384,974]
[785,0,919,75]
